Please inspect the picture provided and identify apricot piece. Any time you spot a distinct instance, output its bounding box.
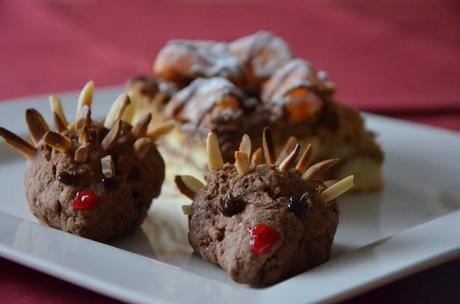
[284,87,322,123]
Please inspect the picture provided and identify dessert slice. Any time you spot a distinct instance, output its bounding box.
[175,129,353,284]
[0,81,168,241]
[127,31,383,192]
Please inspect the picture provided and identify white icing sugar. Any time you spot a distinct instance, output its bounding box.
[174,77,244,123]
[230,31,293,79]
[156,40,244,81]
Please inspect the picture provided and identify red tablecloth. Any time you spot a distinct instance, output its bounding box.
[1,0,460,303]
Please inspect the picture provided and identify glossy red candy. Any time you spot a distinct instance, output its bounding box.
[249,224,280,256]
[72,189,98,210]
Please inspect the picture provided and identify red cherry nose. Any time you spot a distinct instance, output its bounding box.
[249,224,280,256]
[72,189,98,210]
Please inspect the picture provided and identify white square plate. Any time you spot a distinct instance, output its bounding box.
[1,87,460,304]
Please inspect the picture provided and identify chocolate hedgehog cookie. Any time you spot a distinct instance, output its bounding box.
[175,128,353,284]
[0,81,168,241]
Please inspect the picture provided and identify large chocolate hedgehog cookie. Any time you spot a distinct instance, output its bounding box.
[175,128,353,284]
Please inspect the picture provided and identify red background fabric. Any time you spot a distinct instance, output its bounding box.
[1,0,459,303]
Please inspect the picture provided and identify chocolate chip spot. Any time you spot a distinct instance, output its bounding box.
[101,177,119,189]
[222,193,246,217]
[288,192,311,217]
[56,171,77,186]
[128,167,142,181]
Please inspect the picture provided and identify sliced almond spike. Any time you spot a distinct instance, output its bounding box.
[302,158,338,181]
[75,105,91,130]
[262,127,276,165]
[74,142,90,163]
[175,175,204,200]
[0,127,36,159]
[78,126,90,144]
[133,137,152,159]
[148,120,175,142]
[122,92,138,124]
[76,80,95,118]
[43,131,73,153]
[104,94,131,129]
[239,134,251,158]
[235,151,250,176]
[132,113,152,138]
[101,155,115,178]
[323,179,339,187]
[279,143,300,172]
[181,205,193,216]
[101,120,122,151]
[53,111,67,133]
[320,175,354,203]
[295,143,313,173]
[206,131,224,170]
[25,109,50,145]
[49,95,69,127]
[67,122,77,133]
[275,136,297,165]
[251,147,264,167]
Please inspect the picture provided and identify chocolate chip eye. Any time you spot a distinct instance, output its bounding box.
[288,192,311,217]
[101,177,119,189]
[56,171,77,185]
[222,193,246,217]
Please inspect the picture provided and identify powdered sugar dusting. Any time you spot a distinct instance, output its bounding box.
[167,77,244,124]
[230,31,293,80]
[155,40,245,83]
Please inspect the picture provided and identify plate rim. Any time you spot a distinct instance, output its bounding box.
[1,87,460,304]
[2,209,460,304]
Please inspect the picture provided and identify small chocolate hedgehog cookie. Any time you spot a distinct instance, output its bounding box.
[175,128,353,285]
[0,81,170,241]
